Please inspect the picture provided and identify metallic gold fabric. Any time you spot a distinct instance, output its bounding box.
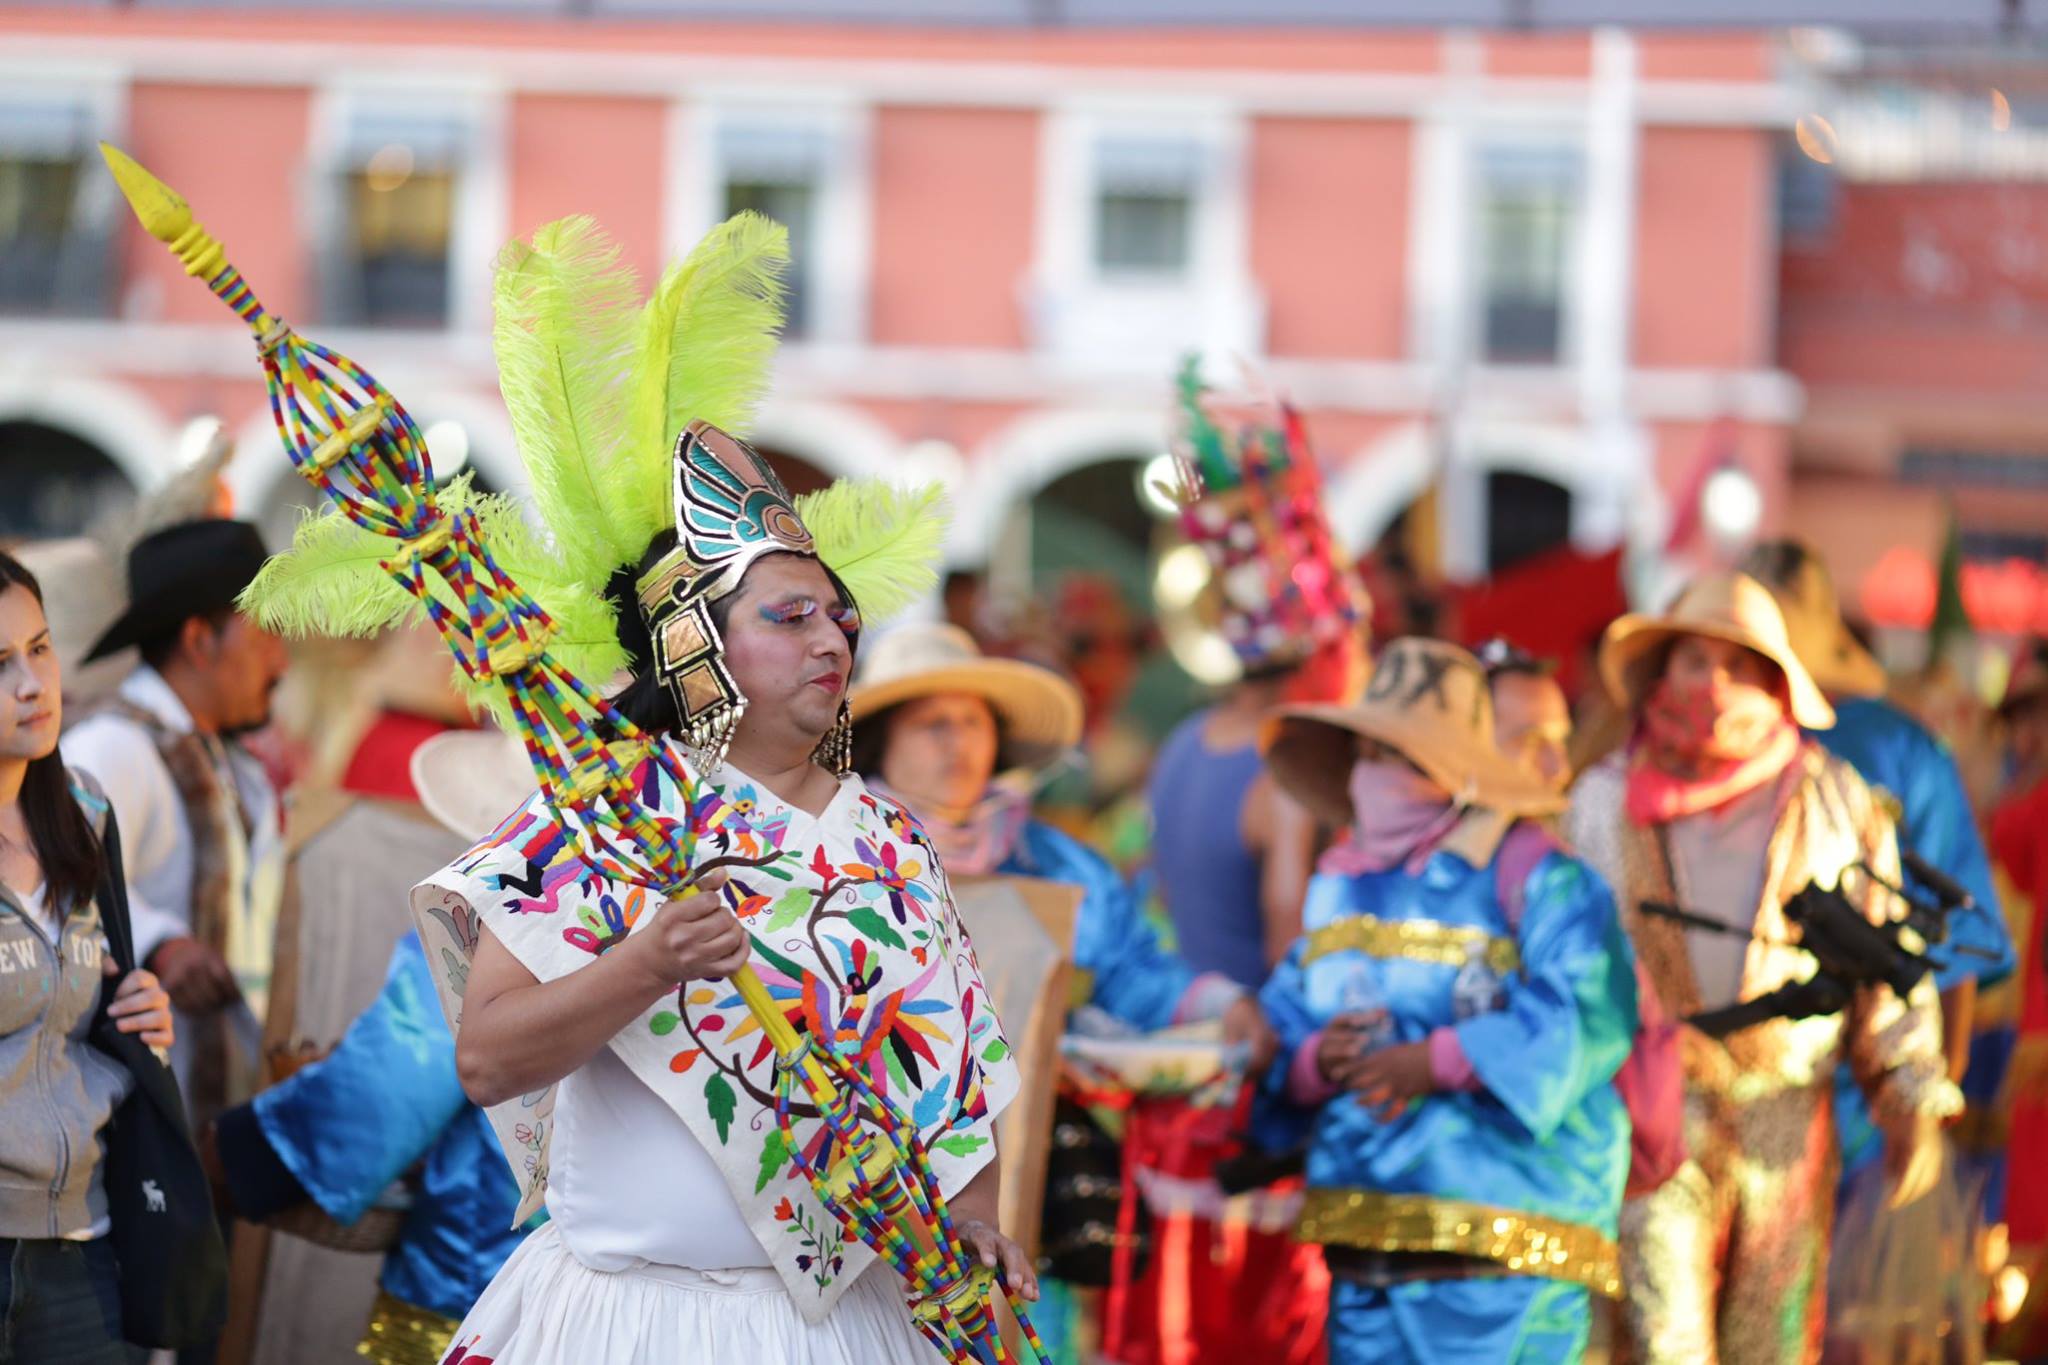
[1615,1087,1835,1365]
[1302,915,1520,976]
[1297,1188,1621,1299]
[355,1290,458,1365]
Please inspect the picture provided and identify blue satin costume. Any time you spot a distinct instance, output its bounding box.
[1257,838,1638,1364]
[1001,819,1197,1031]
[1814,696,2013,1186]
[999,819,1204,1362]
[216,933,530,1324]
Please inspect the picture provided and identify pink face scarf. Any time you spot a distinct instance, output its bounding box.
[867,775,1034,877]
[1318,759,1462,878]
[1625,674,1801,826]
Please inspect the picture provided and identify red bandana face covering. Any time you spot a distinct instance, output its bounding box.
[1625,675,1801,825]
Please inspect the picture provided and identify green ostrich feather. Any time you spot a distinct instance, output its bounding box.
[797,480,950,624]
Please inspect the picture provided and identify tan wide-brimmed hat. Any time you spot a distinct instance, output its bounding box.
[1740,540,1887,699]
[1261,636,1565,827]
[410,728,535,841]
[850,623,1083,775]
[1600,571,1835,730]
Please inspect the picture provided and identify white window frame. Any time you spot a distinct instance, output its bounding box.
[306,78,508,334]
[668,94,872,351]
[0,66,127,318]
[1031,100,1259,367]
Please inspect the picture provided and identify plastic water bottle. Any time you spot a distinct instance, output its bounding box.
[1450,956,1508,1021]
[1334,970,1396,1050]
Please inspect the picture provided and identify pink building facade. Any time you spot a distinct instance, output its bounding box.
[0,9,1801,598]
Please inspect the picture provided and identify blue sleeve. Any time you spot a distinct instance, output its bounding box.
[1451,853,1638,1142]
[1017,825,1197,1032]
[1249,935,1319,1152]
[249,935,470,1224]
[1895,731,2014,991]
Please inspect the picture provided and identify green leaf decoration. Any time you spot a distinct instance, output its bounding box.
[848,906,906,951]
[981,1038,1010,1064]
[754,1128,790,1194]
[763,887,812,933]
[649,1010,679,1036]
[933,1134,988,1159]
[705,1073,737,1145]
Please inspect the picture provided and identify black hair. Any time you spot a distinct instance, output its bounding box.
[0,551,104,911]
[1474,637,1556,685]
[603,531,861,736]
[137,604,235,671]
[1738,539,1815,594]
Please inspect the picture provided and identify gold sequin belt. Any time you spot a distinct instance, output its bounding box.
[1297,1188,1621,1299]
[356,1290,460,1365]
[1303,915,1519,976]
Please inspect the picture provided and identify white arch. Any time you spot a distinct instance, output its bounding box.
[0,376,173,495]
[1327,420,1436,557]
[748,398,902,484]
[954,406,1168,565]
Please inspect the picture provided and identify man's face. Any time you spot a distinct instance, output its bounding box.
[1491,671,1573,792]
[198,612,289,736]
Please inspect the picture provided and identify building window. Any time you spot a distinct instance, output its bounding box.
[1092,136,1202,278]
[1476,145,1579,365]
[1485,469,1574,574]
[0,99,111,317]
[718,123,828,338]
[326,112,467,328]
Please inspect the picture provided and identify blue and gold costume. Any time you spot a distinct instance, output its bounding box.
[1815,695,2013,1183]
[215,933,531,1364]
[1257,835,1637,1363]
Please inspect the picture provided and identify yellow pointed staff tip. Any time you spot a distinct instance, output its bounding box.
[98,141,228,281]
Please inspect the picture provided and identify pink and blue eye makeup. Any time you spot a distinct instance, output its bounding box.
[759,597,861,637]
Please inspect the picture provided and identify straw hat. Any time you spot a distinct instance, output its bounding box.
[850,623,1083,774]
[1261,636,1565,828]
[1599,571,1835,731]
[1740,539,1887,699]
[410,729,535,841]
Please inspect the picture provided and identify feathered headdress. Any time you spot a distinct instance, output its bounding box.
[244,214,947,727]
[1165,355,1366,690]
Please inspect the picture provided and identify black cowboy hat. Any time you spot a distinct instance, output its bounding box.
[85,519,270,663]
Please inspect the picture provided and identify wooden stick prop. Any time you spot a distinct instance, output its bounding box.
[102,143,1045,1365]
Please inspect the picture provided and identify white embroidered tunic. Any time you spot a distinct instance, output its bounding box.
[412,751,1019,1322]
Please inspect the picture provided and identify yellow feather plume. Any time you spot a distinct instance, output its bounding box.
[797,481,951,625]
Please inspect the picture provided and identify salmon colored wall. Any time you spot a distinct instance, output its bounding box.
[121,83,311,325]
[508,94,669,284]
[1637,33,1774,83]
[1482,33,1590,78]
[1251,117,1409,361]
[1631,126,1772,370]
[869,107,1038,350]
[1649,418,1792,535]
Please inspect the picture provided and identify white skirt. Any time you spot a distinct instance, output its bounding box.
[442,1223,941,1363]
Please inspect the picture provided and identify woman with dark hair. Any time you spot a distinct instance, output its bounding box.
[0,549,178,1363]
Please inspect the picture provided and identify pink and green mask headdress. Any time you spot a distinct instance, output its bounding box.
[1165,356,1367,694]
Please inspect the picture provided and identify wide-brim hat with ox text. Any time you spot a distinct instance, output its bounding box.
[1261,636,1565,828]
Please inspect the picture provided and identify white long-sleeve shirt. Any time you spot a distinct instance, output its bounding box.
[61,666,283,1082]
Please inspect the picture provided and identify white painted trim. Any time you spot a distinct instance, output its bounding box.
[953,405,1168,563]
[1327,420,1437,556]
[0,319,1806,423]
[1578,28,1639,423]
[0,375,171,494]
[0,33,1799,128]
[1029,100,1260,363]
[670,95,874,348]
[303,79,506,334]
[747,397,901,483]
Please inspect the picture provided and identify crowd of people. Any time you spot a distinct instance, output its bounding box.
[5,205,2048,1365]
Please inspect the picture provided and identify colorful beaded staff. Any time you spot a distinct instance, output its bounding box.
[101,143,1043,1365]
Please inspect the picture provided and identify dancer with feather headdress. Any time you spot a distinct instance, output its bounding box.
[237,210,1030,1360]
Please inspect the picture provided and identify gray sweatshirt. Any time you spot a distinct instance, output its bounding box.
[0,776,135,1239]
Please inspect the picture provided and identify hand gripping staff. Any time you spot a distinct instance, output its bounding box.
[100,144,1046,1365]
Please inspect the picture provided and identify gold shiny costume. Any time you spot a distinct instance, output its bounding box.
[1570,746,1959,1364]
